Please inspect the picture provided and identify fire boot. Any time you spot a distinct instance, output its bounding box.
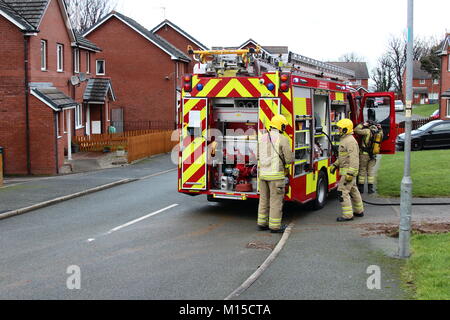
[358,184,364,194]
[368,184,375,194]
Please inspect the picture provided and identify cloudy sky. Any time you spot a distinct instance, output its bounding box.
[116,0,449,74]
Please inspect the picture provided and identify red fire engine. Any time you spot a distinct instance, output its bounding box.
[177,47,396,207]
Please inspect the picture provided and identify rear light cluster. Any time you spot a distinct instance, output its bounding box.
[183,74,192,92]
[280,73,290,92]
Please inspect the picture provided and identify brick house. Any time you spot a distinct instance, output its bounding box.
[151,19,208,73]
[0,0,112,175]
[327,62,370,91]
[83,12,192,132]
[402,61,440,105]
[438,33,450,119]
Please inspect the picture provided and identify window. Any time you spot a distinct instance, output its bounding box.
[433,79,439,85]
[414,94,419,99]
[352,79,362,85]
[56,113,62,138]
[57,44,64,72]
[433,122,450,132]
[74,48,80,73]
[86,52,90,74]
[96,60,105,75]
[447,100,450,117]
[419,79,425,85]
[448,55,450,72]
[40,40,47,71]
[75,104,83,128]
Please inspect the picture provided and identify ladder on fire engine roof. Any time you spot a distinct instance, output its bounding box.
[287,52,355,81]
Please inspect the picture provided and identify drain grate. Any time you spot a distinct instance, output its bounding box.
[246,241,275,251]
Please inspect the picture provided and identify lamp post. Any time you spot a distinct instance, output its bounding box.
[399,0,414,258]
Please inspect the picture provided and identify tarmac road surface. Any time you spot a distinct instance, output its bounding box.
[0,166,409,300]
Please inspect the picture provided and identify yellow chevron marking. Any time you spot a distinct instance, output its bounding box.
[183,98,202,116]
[199,79,221,96]
[216,78,252,97]
[248,78,274,97]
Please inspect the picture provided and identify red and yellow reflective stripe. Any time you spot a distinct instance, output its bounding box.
[181,98,207,190]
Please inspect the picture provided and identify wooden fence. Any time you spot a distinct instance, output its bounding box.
[73,129,178,163]
[127,131,178,163]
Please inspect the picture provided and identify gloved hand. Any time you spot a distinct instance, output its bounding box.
[345,174,354,183]
[330,164,337,174]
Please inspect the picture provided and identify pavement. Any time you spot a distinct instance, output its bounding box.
[1,153,449,300]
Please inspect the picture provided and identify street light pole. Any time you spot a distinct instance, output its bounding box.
[399,0,414,258]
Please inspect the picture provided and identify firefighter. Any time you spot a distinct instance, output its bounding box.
[257,114,294,233]
[330,119,364,222]
[354,121,383,194]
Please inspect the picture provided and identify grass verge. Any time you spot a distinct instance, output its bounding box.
[377,149,450,197]
[402,233,450,300]
[412,104,439,118]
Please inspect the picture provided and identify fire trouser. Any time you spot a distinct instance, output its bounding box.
[257,179,285,230]
[358,154,377,185]
[337,175,364,219]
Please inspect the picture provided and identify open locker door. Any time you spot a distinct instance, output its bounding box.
[180,98,208,190]
[359,92,397,154]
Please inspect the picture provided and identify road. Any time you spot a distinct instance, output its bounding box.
[0,166,409,300]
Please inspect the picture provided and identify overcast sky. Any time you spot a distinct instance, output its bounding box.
[116,0,449,74]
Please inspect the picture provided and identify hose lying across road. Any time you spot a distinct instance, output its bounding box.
[362,199,450,206]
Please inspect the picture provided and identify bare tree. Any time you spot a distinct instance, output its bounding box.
[338,52,365,62]
[385,34,432,99]
[65,0,117,33]
[371,54,394,92]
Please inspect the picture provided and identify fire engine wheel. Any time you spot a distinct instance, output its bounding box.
[312,171,328,210]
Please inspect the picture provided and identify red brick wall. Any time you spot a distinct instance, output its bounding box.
[440,50,449,119]
[86,16,182,128]
[0,16,28,174]
[154,24,202,73]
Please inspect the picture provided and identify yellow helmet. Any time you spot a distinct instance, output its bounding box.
[336,118,354,135]
[270,114,288,131]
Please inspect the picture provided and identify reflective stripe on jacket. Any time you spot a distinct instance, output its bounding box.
[332,134,359,176]
[258,129,294,181]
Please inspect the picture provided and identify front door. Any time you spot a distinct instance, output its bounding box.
[360,92,397,154]
[180,98,208,190]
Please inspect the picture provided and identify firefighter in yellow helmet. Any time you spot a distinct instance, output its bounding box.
[354,121,383,194]
[257,114,294,233]
[330,118,364,221]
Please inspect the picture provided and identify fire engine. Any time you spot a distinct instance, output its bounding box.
[177,46,397,207]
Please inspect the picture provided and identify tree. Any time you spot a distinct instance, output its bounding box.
[65,0,117,33]
[384,34,434,99]
[419,43,442,79]
[371,54,394,92]
[338,52,365,62]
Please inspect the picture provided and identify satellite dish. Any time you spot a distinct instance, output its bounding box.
[78,72,87,82]
[70,75,80,86]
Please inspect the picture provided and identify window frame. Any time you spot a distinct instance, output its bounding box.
[74,48,80,73]
[96,59,105,76]
[75,104,83,129]
[40,40,47,71]
[433,78,439,85]
[57,43,64,72]
[419,79,425,85]
[86,52,90,74]
[447,100,450,117]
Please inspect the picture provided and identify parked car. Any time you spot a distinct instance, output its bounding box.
[430,109,440,120]
[374,97,384,107]
[395,100,405,112]
[396,120,450,151]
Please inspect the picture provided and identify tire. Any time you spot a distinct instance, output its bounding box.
[312,171,328,210]
[411,139,423,151]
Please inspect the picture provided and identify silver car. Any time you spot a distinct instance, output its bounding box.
[395,100,405,112]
